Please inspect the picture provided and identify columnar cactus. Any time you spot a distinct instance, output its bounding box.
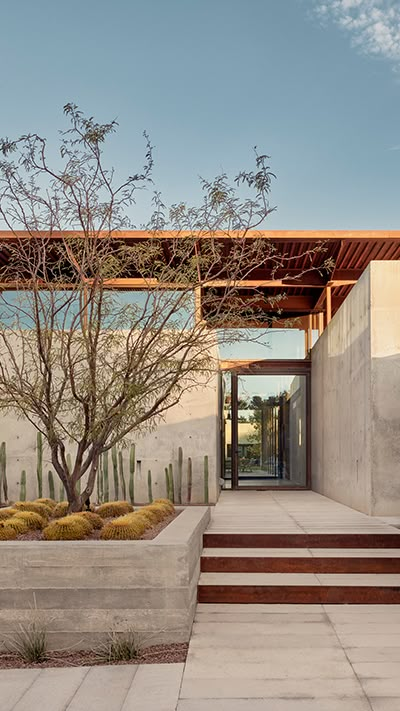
[103,451,109,502]
[168,463,175,503]
[36,432,43,498]
[129,445,135,505]
[112,446,119,501]
[204,455,209,504]
[147,469,153,503]
[177,446,183,504]
[48,470,55,500]
[118,451,127,501]
[20,470,27,501]
[187,457,192,504]
[0,441,7,504]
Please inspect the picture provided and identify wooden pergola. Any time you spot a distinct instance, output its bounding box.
[1,230,400,350]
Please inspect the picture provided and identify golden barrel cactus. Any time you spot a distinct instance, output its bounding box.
[0,523,17,540]
[100,513,148,540]
[76,511,104,530]
[0,508,18,521]
[3,517,31,535]
[96,501,134,519]
[52,502,69,518]
[43,514,92,540]
[13,501,52,519]
[13,511,46,530]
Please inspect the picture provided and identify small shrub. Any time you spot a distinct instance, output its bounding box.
[0,508,18,521]
[76,511,104,529]
[0,522,17,540]
[100,513,147,540]
[13,501,51,519]
[34,498,57,510]
[6,620,47,663]
[13,511,46,530]
[96,501,134,519]
[3,517,30,535]
[94,628,142,663]
[43,515,90,540]
[52,502,69,518]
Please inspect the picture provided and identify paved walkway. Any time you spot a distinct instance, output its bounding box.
[207,490,399,534]
[2,491,400,710]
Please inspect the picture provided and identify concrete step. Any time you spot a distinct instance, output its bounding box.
[198,572,400,604]
[201,550,400,573]
[203,532,400,548]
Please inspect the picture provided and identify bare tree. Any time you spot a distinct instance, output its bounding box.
[0,105,331,511]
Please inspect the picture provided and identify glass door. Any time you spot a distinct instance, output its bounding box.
[222,365,310,489]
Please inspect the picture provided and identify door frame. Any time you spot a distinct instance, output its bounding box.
[223,359,311,491]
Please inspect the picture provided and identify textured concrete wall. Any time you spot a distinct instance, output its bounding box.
[0,370,220,505]
[312,261,400,515]
[0,507,210,650]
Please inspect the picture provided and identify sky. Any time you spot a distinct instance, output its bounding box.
[0,0,399,229]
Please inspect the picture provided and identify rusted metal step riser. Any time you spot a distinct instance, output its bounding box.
[203,533,400,549]
[200,556,400,574]
[198,585,400,604]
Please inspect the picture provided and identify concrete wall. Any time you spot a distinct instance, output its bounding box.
[0,506,210,650]
[0,371,220,505]
[312,261,400,515]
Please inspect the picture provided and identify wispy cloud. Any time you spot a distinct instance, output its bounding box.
[314,1,400,69]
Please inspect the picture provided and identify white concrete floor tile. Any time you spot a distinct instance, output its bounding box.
[346,647,400,663]
[180,677,364,699]
[0,669,41,711]
[66,666,136,711]
[177,700,371,711]
[359,678,400,696]
[122,663,184,711]
[370,700,400,711]
[13,668,89,711]
[353,662,400,679]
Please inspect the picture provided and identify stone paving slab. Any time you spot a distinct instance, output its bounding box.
[177,700,371,711]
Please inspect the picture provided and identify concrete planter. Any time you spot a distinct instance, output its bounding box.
[0,506,210,650]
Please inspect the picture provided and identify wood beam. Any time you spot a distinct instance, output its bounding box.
[326,286,332,325]
[1,230,400,242]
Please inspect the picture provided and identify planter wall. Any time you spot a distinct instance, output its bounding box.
[0,507,210,650]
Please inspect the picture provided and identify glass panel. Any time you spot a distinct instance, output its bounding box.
[236,374,307,488]
[222,372,232,484]
[218,329,306,360]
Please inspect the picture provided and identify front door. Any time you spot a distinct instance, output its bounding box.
[221,361,311,489]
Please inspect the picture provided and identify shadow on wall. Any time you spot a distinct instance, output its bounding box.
[0,413,219,506]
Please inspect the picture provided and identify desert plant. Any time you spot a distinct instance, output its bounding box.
[129,445,135,505]
[14,501,51,518]
[0,441,8,504]
[204,455,209,504]
[97,462,103,504]
[147,470,153,504]
[134,508,159,526]
[52,501,69,518]
[111,446,119,501]
[168,463,175,503]
[0,522,17,540]
[187,457,192,504]
[47,471,55,501]
[96,501,133,519]
[36,432,43,498]
[146,502,171,522]
[94,628,142,662]
[43,514,91,540]
[100,514,148,540]
[34,497,56,509]
[153,498,175,515]
[20,470,26,501]
[59,480,65,501]
[3,517,30,534]
[13,511,46,530]
[177,447,183,505]
[76,511,104,530]
[118,451,127,501]
[0,507,17,520]
[103,452,109,503]
[6,620,47,663]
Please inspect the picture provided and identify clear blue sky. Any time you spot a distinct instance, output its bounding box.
[1,0,399,229]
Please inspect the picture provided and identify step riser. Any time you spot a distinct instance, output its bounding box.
[203,533,400,548]
[201,557,400,574]
[198,585,400,604]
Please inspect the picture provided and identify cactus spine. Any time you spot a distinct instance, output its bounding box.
[129,445,135,505]
[118,451,127,500]
[48,470,55,500]
[187,457,192,504]
[177,446,183,504]
[36,432,43,498]
[147,469,153,503]
[20,470,26,501]
[204,455,209,504]
[168,463,175,503]
[112,446,119,500]
[0,441,7,504]
[103,451,109,502]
